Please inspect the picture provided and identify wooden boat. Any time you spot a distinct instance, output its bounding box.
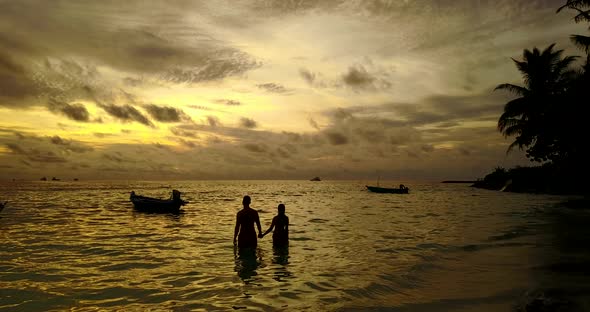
[130,190,187,213]
[366,185,409,194]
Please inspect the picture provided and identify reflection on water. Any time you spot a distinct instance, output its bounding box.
[271,246,291,283]
[0,180,587,311]
[234,246,262,282]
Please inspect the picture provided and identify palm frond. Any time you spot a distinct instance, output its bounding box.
[495,83,528,95]
[570,35,590,53]
[502,97,529,115]
[573,8,590,23]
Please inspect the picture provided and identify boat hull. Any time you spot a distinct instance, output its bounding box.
[130,191,186,213]
[366,185,409,194]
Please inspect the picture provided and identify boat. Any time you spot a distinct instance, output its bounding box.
[310,177,321,181]
[130,190,187,213]
[366,185,409,194]
[0,201,6,212]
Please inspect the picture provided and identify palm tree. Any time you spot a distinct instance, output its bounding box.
[558,0,590,66]
[495,44,577,162]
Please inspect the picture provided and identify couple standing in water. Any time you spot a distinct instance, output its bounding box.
[233,195,288,250]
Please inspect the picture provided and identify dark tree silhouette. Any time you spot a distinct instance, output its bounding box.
[495,44,577,162]
[558,0,590,68]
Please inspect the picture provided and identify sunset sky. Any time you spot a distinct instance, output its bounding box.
[0,0,584,181]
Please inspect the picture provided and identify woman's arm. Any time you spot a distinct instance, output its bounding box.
[263,218,276,237]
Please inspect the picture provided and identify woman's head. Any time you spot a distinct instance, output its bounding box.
[278,203,285,215]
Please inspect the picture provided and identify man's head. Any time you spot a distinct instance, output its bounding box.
[242,195,251,206]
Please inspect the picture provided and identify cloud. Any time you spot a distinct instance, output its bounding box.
[308,117,320,130]
[98,103,153,127]
[243,143,267,153]
[170,127,198,138]
[49,135,94,153]
[47,99,91,122]
[325,132,348,145]
[256,83,291,94]
[143,104,189,123]
[161,55,260,84]
[240,117,258,129]
[299,68,316,85]
[341,64,392,91]
[214,99,242,106]
[102,153,125,163]
[0,52,39,106]
[207,116,221,127]
[5,142,68,163]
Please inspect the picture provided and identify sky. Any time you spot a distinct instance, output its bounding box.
[0,0,585,181]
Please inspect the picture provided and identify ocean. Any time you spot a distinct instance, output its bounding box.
[0,180,588,311]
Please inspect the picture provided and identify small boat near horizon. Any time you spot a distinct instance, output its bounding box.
[366,185,410,194]
[130,190,187,213]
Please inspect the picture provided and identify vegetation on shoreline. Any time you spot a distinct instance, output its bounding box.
[471,165,585,195]
[474,1,589,196]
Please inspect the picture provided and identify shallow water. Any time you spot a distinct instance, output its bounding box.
[0,180,588,311]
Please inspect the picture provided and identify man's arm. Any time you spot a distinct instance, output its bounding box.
[255,211,262,235]
[233,213,240,244]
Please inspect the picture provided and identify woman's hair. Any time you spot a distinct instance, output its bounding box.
[278,203,285,215]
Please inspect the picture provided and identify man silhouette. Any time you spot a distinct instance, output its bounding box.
[233,195,262,249]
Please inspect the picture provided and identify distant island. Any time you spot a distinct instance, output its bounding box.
[441,180,476,184]
[310,177,321,181]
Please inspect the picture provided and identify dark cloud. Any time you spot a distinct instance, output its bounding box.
[325,132,348,145]
[342,65,374,87]
[5,143,26,154]
[98,103,153,127]
[170,127,198,138]
[299,68,316,85]
[276,147,291,158]
[207,116,221,127]
[240,117,258,129]
[214,99,242,106]
[256,83,290,94]
[282,131,302,142]
[354,128,386,144]
[47,99,91,122]
[161,55,261,84]
[243,143,267,153]
[308,117,320,130]
[5,142,68,163]
[49,135,94,153]
[421,144,435,153]
[0,1,262,112]
[94,132,116,138]
[177,138,197,148]
[341,64,392,91]
[0,51,39,106]
[144,104,189,123]
[102,153,125,163]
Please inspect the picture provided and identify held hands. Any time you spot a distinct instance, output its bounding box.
[258,233,265,239]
